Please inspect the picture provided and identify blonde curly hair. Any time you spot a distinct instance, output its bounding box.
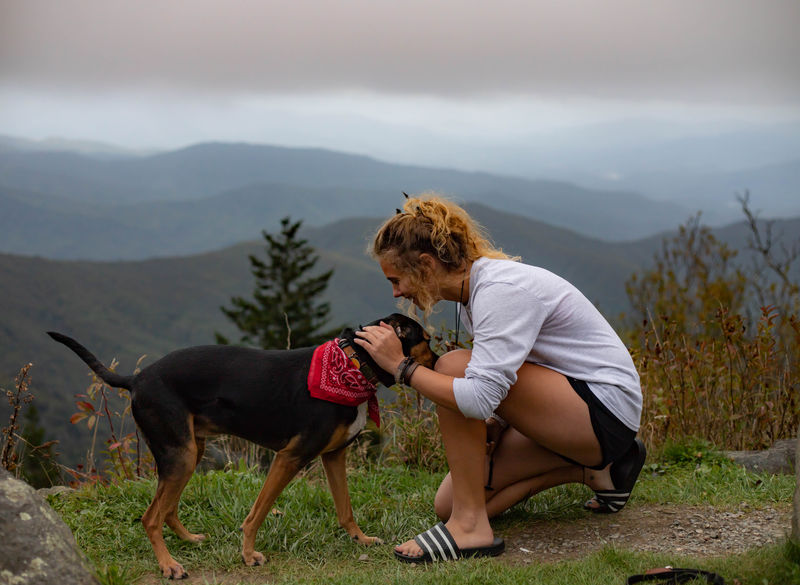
[370,193,516,316]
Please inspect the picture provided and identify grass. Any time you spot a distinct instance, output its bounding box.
[47,453,798,585]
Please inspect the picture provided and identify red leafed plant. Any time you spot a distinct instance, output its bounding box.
[66,355,154,486]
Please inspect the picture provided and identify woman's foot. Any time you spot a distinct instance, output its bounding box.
[583,465,614,502]
[583,438,646,513]
[394,516,495,558]
[394,520,504,562]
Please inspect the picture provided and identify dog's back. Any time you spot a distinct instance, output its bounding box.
[49,334,360,453]
[139,344,360,451]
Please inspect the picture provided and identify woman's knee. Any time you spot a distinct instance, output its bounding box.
[434,349,471,376]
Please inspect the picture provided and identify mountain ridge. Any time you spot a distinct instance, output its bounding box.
[0,140,692,249]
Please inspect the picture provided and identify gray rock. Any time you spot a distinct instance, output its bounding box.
[36,485,74,499]
[725,439,796,475]
[0,468,99,585]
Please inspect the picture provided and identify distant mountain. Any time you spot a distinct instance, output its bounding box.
[550,119,800,175]
[0,141,692,249]
[495,120,800,225]
[2,204,795,464]
[0,185,158,258]
[0,133,153,158]
[613,158,800,224]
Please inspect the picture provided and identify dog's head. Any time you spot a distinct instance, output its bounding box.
[339,313,439,387]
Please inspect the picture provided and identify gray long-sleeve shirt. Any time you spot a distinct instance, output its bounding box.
[451,257,642,431]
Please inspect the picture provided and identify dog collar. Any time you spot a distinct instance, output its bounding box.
[337,339,380,387]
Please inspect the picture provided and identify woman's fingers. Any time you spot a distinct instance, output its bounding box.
[354,323,404,371]
[355,323,393,345]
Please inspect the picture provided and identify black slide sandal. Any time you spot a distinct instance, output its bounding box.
[585,438,647,513]
[394,522,505,563]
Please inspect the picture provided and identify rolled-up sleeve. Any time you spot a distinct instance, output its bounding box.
[451,282,546,419]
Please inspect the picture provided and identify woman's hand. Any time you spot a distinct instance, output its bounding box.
[353,321,406,375]
[485,416,506,456]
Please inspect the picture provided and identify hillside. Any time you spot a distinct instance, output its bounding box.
[616,158,800,224]
[0,204,648,462]
[2,205,796,464]
[0,142,692,257]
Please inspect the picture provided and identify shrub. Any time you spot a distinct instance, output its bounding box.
[628,197,799,452]
[66,356,154,485]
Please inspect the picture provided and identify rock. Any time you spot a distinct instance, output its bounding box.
[725,439,796,474]
[36,485,74,499]
[0,468,99,585]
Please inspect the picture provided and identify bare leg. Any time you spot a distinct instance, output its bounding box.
[435,427,610,521]
[396,349,609,558]
[395,404,493,558]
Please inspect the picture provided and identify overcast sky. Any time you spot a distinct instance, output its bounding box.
[1,0,798,156]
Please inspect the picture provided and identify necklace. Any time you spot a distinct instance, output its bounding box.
[454,266,467,348]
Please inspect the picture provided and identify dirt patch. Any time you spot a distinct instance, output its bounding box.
[502,503,791,565]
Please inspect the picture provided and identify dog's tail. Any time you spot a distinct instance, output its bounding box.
[47,331,133,390]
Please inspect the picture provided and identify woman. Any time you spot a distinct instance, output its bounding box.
[354,194,645,562]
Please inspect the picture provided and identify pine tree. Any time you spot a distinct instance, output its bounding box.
[19,404,61,488]
[217,217,339,349]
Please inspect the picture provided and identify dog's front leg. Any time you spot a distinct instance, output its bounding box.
[321,447,383,545]
[240,449,302,566]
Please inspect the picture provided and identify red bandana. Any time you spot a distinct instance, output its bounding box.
[307,339,380,427]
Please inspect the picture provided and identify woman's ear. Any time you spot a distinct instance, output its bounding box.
[418,252,439,272]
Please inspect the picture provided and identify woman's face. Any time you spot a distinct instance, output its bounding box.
[379,257,422,308]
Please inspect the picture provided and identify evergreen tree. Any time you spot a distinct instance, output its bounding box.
[19,404,61,488]
[217,217,339,349]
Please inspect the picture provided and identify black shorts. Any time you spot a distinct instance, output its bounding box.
[566,376,636,470]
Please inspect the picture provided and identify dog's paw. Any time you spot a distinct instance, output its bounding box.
[160,559,188,580]
[353,534,384,546]
[186,532,206,544]
[242,550,266,567]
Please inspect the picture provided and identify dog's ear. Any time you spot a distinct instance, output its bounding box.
[387,313,430,342]
[339,327,357,342]
[384,319,408,342]
[381,313,408,337]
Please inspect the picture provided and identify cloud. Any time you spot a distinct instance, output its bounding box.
[2,0,799,105]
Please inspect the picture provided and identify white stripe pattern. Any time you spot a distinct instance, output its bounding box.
[413,522,459,561]
[594,490,631,512]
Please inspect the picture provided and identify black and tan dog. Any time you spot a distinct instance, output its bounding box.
[49,313,437,579]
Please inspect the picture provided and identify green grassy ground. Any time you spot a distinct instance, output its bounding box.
[49,456,798,585]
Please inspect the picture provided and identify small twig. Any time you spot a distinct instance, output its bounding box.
[100,385,132,480]
[1,363,34,472]
[284,312,292,350]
